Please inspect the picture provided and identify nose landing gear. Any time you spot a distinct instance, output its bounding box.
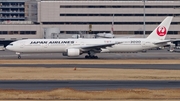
[16,52,21,59]
[18,55,21,59]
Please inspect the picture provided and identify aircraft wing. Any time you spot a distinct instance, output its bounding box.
[81,42,121,50]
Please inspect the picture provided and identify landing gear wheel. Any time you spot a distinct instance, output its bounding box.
[18,55,21,59]
[93,56,98,59]
[94,56,98,59]
[84,55,98,59]
[85,55,89,59]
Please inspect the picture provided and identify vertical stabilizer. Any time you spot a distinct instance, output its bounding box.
[146,16,173,40]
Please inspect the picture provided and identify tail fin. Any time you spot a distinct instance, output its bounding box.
[146,16,173,40]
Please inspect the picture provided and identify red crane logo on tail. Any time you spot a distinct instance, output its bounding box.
[156,26,167,36]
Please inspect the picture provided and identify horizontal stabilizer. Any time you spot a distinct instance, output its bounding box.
[154,40,171,45]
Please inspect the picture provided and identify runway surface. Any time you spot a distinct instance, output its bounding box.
[1,50,180,91]
[1,64,180,70]
[0,49,180,59]
[1,80,180,91]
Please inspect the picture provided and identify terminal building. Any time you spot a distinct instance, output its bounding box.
[0,0,180,45]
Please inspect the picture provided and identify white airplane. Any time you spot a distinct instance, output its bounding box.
[95,14,115,38]
[6,16,173,59]
[95,32,115,38]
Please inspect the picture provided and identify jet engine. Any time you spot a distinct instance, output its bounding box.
[63,48,80,57]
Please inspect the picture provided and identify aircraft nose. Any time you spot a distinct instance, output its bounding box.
[6,44,14,51]
[5,45,10,50]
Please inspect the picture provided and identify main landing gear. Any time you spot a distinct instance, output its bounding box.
[85,55,98,59]
[16,52,21,59]
[85,51,98,59]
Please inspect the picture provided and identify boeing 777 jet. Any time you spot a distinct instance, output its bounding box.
[6,16,173,59]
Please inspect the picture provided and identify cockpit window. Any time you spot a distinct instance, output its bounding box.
[9,44,13,46]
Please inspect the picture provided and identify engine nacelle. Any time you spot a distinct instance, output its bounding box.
[65,48,80,57]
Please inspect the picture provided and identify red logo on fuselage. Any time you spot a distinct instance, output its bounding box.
[156,26,166,36]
